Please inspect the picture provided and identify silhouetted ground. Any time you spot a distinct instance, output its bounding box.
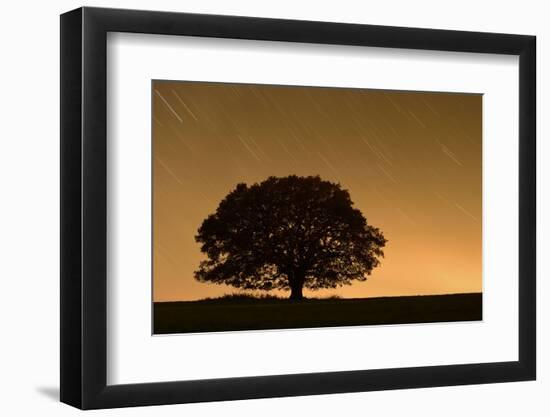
[153,293,482,334]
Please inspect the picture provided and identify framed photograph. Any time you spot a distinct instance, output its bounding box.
[60,6,536,409]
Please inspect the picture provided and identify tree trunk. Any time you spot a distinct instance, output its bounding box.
[289,271,305,300]
[289,283,304,300]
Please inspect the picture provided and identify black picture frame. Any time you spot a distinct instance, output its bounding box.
[60,6,536,410]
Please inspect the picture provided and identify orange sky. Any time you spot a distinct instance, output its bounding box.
[152,81,482,302]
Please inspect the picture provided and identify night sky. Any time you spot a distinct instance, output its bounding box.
[152,81,482,302]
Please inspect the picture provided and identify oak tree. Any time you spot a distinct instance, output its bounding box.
[194,175,386,300]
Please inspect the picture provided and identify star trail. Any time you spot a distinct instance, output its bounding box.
[152,81,482,302]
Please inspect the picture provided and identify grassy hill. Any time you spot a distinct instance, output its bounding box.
[153,293,482,334]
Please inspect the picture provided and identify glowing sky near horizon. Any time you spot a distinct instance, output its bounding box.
[152,81,482,302]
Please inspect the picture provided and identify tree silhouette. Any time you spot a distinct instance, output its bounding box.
[194,175,387,300]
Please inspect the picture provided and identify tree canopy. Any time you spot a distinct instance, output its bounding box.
[194,175,386,299]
